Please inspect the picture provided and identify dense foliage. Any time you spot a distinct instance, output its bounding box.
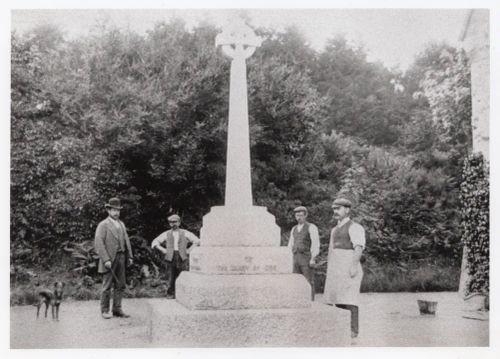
[11,20,475,291]
[460,154,489,295]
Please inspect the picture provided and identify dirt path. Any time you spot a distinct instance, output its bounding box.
[10,292,488,348]
[355,291,488,346]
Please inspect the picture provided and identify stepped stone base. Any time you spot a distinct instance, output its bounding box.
[176,272,311,310]
[189,246,292,274]
[147,298,351,347]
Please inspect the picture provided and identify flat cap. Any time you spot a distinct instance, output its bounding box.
[332,198,352,208]
[168,214,181,222]
[293,206,308,214]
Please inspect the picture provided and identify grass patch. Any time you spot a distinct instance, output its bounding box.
[361,261,460,292]
[314,259,460,293]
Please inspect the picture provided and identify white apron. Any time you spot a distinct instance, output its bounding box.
[323,248,363,306]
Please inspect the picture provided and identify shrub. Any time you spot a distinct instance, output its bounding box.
[361,259,460,292]
[460,153,489,295]
[73,286,100,301]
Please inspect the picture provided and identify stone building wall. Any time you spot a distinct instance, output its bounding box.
[461,9,490,161]
[458,9,490,299]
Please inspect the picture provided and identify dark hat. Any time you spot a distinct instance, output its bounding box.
[105,197,122,210]
[293,206,308,214]
[168,214,181,222]
[332,197,352,208]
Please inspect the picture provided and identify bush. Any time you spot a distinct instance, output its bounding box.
[72,286,100,301]
[10,287,38,306]
[460,153,489,295]
[361,259,460,292]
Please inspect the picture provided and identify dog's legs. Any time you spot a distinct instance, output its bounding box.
[55,304,60,321]
[44,302,49,318]
[51,304,55,320]
[36,304,40,319]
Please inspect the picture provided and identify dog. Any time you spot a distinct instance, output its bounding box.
[34,282,65,320]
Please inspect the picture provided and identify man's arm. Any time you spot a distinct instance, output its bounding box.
[185,230,200,246]
[348,223,365,277]
[122,221,133,262]
[151,232,167,254]
[309,224,320,265]
[94,222,111,265]
[288,227,295,249]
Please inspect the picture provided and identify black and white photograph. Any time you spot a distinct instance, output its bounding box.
[4,0,498,356]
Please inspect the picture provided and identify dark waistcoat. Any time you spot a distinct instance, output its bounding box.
[332,220,354,250]
[164,230,188,261]
[115,222,126,252]
[292,222,311,255]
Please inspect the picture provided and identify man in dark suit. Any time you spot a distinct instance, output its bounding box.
[151,214,200,299]
[94,197,133,319]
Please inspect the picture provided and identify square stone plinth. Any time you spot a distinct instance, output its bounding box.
[176,272,311,310]
[189,246,293,274]
[147,298,351,347]
[200,206,280,246]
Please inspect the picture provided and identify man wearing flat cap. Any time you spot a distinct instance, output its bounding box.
[94,197,133,319]
[151,214,200,299]
[288,206,320,300]
[323,196,366,340]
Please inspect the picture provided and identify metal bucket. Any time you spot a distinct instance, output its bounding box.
[417,299,438,315]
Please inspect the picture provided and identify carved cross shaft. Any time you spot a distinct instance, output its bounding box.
[216,18,262,208]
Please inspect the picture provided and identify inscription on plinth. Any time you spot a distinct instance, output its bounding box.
[189,246,292,274]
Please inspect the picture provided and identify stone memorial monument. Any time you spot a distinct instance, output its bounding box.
[175,16,311,311]
[148,16,349,346]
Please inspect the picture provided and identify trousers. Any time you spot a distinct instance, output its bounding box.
[100,252,126,313]
[166,251,188,296]
[336,304,359,336]
[293,252,315,300]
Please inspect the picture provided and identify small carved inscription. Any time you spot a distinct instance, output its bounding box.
[244,256,253,263]
[216,265,228,272]
[252,265,261,271]
[230,265,249,272]
[264,265,277,272]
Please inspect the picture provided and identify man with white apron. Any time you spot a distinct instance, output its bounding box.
[323,197,365,339]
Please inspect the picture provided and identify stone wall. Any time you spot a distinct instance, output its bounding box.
[462,9,490,161]
[458,9,490,299]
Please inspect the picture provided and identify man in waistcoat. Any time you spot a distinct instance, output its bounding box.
[151,214,200,299]
[288,206,320,300]
[94,197,134,319]
[323,197,366,340]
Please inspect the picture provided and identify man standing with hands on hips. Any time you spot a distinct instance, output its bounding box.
[151,214,200,299]
[323,197,366,340]
[288,206,320,300]
[94,197,133,319]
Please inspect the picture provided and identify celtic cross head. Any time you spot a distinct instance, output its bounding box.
[215,16,262,60]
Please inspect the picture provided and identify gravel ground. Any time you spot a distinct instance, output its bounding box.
[10,291,488,348]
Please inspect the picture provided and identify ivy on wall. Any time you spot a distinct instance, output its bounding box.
[460,153,489,295]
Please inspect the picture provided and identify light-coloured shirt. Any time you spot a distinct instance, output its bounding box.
[332,217,366,249]
[151,229,200,251]
[108,217,121,230]
[288,222,320,258]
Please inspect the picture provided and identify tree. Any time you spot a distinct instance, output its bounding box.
[314,35,407,146]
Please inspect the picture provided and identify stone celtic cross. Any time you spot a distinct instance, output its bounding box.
[215,17,262,208]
